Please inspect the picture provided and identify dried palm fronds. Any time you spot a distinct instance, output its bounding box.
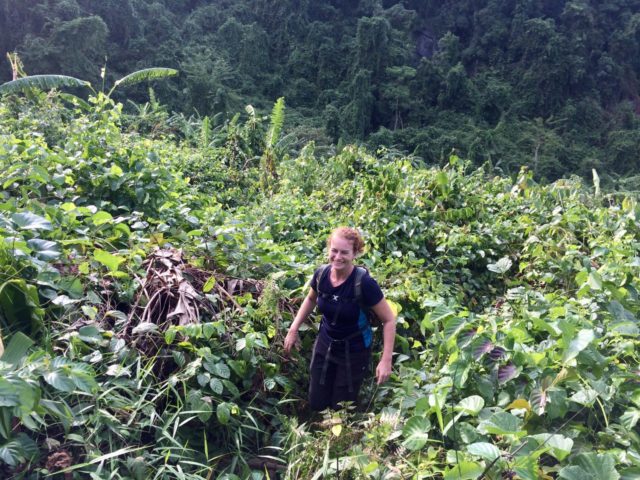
[117,248,302,356]
[129,248,201,331]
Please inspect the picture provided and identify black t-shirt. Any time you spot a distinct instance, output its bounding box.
[311,265,384,353]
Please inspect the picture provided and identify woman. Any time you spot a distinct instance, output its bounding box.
[284,227,396,411]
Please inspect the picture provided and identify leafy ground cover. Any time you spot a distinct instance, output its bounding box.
[0,93,639,479]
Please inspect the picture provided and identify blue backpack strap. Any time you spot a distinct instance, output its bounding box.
[354,266,381,328]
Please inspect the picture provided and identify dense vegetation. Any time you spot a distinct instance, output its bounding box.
[2,0,640,183]
[0,86,639,479]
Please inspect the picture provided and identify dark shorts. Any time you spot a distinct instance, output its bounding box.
[308,340,371,411]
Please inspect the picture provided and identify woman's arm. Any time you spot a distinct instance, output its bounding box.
[371,298,396,384]
[283,288,318,353]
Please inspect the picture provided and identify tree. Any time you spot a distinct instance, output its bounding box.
[354,16,390,79]
[342,70,374,139]
[20,16,108,83]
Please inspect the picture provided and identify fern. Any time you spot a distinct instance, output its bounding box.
[201,116,211,148]
[259,98,286,193]
[0,75,91,95]
[148,87,158,109]
[266,97,285,148]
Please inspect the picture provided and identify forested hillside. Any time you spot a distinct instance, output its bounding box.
[2,1,640,478]
[0,85,639,478]
[2,0,640,182]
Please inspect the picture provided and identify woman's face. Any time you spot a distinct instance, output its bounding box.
[328,234,356,273]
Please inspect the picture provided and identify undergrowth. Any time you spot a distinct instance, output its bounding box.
[0,93,638,479]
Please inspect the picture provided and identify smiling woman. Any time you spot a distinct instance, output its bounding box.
[284,227,396,411]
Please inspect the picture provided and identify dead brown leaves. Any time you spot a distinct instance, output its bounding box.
[123,248,275,353]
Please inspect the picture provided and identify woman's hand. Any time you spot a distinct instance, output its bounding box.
[284,289,317,355]
[375,357,392,384]
[283,329,299,354]
[371,298,396,385]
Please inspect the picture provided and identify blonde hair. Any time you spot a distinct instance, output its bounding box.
[327,227,365,256]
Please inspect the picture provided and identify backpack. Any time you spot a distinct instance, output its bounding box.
[314,264,381,328]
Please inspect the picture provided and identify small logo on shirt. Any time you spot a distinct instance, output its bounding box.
[332,295,340,302]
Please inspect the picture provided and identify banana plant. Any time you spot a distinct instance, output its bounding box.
[0,67,178,97]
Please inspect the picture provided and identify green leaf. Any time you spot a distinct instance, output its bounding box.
[109,164,124,177]
[608,301,638,335]
[487,257,512,274]
[559,453,619,480]
[513,456,538,480]
[202,323,217,339]
[467,442,501,461]
[222,380,240,398]
[444,317,466,341]
[203,276,216,293]
[620,409,640,430]
[570,387,598,406]
[26,239,61,261]
[68,363,98,392]
[92,211,114,226]
[0,378,20,407]
[620,467,640,480]
[0,439,24,466]
[529,434,573,461]
[44,369,76,392]
[587,271,602,290]
[0,279,44,336]
[81,306,97,320]
[94,249,126,272]
[363,462,379,474]
[12,212,52,231]
[165,328,177,344]
[456,396,485,416]
[0,332,34,365]
[402,416,431,451]
[478,412,524,436]
[196,372,210,387]
[451,359,471,388]
[443,461,484,480]
[563,329,594,364]
[112,68,178,90]
[77,325,102,344]
[608,301,637,323]
[0,75,91,95]
[210,378,224,395]
[188,390,212,422]
[212,362,231,379]
[436,171,449,188]
[217,402,231,425]
[430,304,456,323]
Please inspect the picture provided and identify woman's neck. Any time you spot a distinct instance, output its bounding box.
[332,265,354,283]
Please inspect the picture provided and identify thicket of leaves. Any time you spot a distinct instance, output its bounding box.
[0,94,639,479]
